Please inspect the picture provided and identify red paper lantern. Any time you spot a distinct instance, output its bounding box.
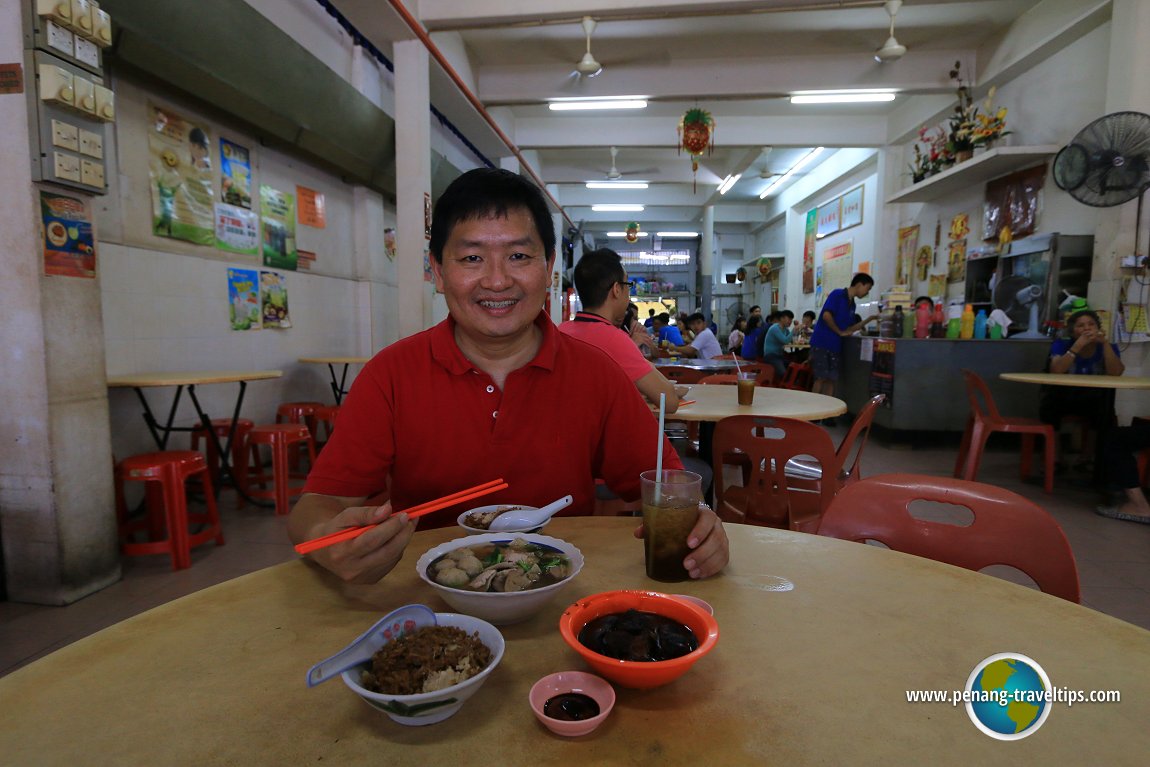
[678,108,715,192]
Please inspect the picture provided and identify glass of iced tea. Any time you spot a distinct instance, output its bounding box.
[640,470,701,582]
[736,372,757,406]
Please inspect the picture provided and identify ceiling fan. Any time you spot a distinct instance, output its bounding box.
[874,0,907,63]
[574,16,603,79]
[598,147,656,180]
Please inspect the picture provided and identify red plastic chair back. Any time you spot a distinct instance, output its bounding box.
[962,369,1004,421]
[837,393,886,485]
[700,373,739,385]
[817,473,1080,602]
[660,366,713,384]
[712,415,838,530]
[779,362,812,391]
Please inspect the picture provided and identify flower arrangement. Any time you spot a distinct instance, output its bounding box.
[909,124,949,182]
[970,86,1011,147]
[947,61,977,157]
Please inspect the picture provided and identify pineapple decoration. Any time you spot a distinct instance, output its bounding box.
[678,107,715,192]
[625,221,641,243]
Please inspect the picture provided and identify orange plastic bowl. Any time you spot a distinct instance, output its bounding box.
[558,590,719,689]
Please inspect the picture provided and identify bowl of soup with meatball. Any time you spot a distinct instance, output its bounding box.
[416,533,584,626]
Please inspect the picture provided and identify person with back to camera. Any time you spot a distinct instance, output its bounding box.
[728,316,746,354]
[761,309,795,379]
[560,247,686,412]
[623,302,658,360]
[288,168,729,583]
[1039,308,1123,473]
[652,312,685,349]
[810,273,879,398]
[666,312,723,360]
[741,314,765,360]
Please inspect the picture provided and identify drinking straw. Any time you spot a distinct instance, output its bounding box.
[294,478,508,555]
[655,393,666,504]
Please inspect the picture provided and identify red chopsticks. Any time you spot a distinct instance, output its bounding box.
[293,478,508,556]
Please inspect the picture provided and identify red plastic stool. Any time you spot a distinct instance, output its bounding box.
[276,401,323,471]
[190,418,254,496]
[114,451,225,570]
[245,424,316,515]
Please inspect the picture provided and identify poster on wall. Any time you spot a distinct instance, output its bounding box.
[821,241,854,293]
[949,212,970,241]
[815,265,824,306]
[219,138,252,209]
[896,225,919,287]
[260,270,291,328]
[928,273,947,299]
[297,249,316,271]
[227,267,260,331]
[148,103,214,245]
[384,227,397,261]
[802,208,816,293]
[840,186,864,230]
[41,191,96,278]
[916,245,933,282]
[297,186,326,228]
[816,199,841,239]
[215,203,259,256]
[260,185,297,270]
[947,239,967,283]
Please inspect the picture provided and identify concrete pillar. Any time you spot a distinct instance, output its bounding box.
[0,0,118,603]
[393,39,432,338]
[700,205,715,326]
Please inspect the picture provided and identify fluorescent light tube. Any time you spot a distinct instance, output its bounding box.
[760,147,825,199]
[607,231,649,237]
[790,91,896,104]
[592,204,645,212]
[717,174,741,195]
[549,99,648,111]
[656,231,699,237]
[586,181,649,190]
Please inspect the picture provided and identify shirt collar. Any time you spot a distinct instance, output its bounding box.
[574,311,614,325]
[430,310,558,375]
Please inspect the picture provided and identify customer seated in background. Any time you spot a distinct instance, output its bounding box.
[740,315,765,360]
[761,309,795,378]
[913,296,933,311]
[652,312,685,348]
[623,302,657,360]
[1039,309,1124,471]
[1098,420,1150,525]
[288,168,728,584]
[561,248,684,412]
[796,310,816,342]
[728,316,746,354]
[666,312,723,360]
[676,313,695,342]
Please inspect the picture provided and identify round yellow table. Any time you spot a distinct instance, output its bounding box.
[668,382,846,422]
[1,518,1145,764]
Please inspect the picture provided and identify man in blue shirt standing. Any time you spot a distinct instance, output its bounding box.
[810,273,878,397]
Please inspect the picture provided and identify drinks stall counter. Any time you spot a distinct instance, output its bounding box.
[838,336,1052,432]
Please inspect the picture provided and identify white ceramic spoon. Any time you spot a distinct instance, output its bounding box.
[488,495,574,532]
[306,604,436,687]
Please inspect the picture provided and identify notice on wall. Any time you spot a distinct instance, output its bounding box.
[385,227,397,261]
[868,339,896,408]
[260,185,297,270]
[227,267,260,331]
[896,225,919,287]
[296,185,326,228]
[148,103,214,245]
[816,198,841,239]
[215,203,259,256]
[947,239,968,283]
[297,249,316,271]
[219,138,252,209]
[821,240,854,293]
[802,208,816,293]
[840,186,863,230]
[41,191,96,278]
[260,270,291,329]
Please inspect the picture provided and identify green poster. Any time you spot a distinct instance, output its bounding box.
[260,184,297,270]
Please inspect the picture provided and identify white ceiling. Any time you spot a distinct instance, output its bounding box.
[329,0,1105,240]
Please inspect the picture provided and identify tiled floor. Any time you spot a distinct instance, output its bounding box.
[2,426,1148,678]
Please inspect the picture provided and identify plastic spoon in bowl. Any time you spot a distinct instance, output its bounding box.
[488,495,574,532]
[306,604,436,687]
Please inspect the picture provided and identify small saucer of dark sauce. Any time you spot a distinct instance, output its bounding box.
[544,692,600,721]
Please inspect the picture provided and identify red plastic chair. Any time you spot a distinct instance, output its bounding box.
[786,393,886,493]
[700,373,739,385]
[816,473,1080,602]
[659,366,713,384]
[244,424,316,515]
[711,415,838,531]
[779,362,812,391]
[954,369,1055,493]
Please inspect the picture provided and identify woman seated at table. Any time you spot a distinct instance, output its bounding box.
[727,317,746,354]
[1039,309,1124,471]
[623,303,656,359]
[761,309,794,379]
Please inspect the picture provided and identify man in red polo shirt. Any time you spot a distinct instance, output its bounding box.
[288,169,729,584]
[559,247,684,411]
